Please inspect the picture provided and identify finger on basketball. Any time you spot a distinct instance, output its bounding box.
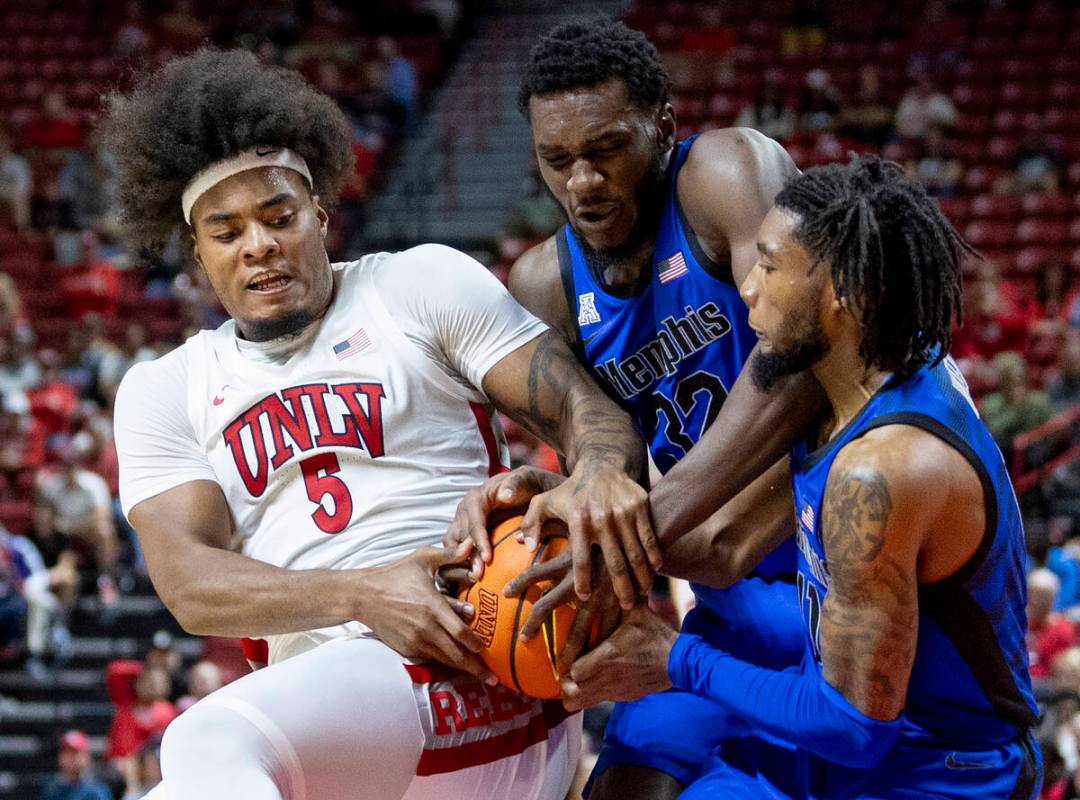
[597,530,636,610]
[460,488,493,564]
[614,514,652,599]
[447,597,475,623]
[637,505,663,571]
[426,627,491,683]
[433,598,483,654]
[503,550,571,598]
[519,573,575,640]
[558,599,598,670]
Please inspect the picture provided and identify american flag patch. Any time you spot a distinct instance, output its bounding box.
[332,328,372,360]
[801,503,815,532]
[657,251,688,283]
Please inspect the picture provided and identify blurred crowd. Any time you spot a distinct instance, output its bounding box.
[0,0,1077,797]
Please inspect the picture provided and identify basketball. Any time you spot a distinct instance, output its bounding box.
[459,515,600,699]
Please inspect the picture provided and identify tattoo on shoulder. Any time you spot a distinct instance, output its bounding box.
[819,465,917,719]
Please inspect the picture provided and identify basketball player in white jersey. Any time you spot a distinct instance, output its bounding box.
[104,49,660,800]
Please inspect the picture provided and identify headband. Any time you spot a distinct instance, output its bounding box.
[181,146,313,225]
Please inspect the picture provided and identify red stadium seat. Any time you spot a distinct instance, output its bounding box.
[1021,192,1072,218]
[1015,246,1056,275]
[1016,219,1069,246]
[1070,217,1080,244]
[936,196,971,226]
[991,110,1024,134]
[1000,82,1043,109]
[971,194,1020,220]
[952,84,995,111]
[963,166,1003,194]
[1050,80,1080,105]
[964,220,1014,249]
[1070,248,1080,275]
[986,136,1019,165]
[1000,58,1043,82]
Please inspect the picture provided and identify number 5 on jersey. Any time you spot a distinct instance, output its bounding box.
[301,453,353,533]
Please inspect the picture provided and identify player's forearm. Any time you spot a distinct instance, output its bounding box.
[660,458,793,586]
[150,545,360,637]
[560,388,644,480]
[651,360,825,546]
[669,633,902,769]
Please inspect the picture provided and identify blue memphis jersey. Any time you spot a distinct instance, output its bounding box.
[558,136,796,596]
[790,356,1038,748]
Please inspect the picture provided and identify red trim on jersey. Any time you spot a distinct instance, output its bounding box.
[469,402,508,477]
[415,712,550,776]
[240,637,269,664]
[404,663,577,776]
[404,662,460,684]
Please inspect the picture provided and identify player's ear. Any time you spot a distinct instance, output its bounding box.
[656,102,676,152]
[191,234,205,272]
[313,196,329,238]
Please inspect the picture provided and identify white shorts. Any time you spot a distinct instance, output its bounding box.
[152,634,581,800]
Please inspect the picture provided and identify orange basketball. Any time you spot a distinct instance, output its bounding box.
[458,515,599,699]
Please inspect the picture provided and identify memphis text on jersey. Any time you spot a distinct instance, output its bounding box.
[223,381,386,497]
[593,302,732,400]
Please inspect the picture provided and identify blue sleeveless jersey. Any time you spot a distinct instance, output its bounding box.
[557,136,796,600]
[790,356,1038,749]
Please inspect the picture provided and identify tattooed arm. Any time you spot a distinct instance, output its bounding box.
[482,331,660,608]
[660,425,984,768]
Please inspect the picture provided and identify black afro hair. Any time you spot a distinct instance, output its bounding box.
[517,19,670,116]
[104,48,354,255]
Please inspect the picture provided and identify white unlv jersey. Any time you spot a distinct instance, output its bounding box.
[116,245,548,579]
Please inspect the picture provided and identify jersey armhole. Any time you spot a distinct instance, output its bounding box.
[855,412,997,586]
[674,137,736,286]
[555,227,586,360]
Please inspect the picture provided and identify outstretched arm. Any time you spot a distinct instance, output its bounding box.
[482,331,658,608]
[667,431,960,768]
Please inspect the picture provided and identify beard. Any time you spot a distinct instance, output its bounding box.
[241,307,321,342]
[750,307,830,391]
[569,149,668,279]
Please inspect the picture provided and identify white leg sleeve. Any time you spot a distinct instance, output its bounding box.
[159,637,425,800]
[21,573,57,657]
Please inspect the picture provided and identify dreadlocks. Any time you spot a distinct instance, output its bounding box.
[775,155,970,376]
[104,48,354,257]
[517,19,670,115]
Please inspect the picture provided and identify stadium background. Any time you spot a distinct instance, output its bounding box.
[0,0,1078,797]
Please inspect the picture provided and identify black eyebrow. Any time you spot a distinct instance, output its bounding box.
[536,130,629,157]
[202,193,296,225]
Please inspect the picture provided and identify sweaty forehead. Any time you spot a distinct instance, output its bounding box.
[529,80,646,148]
[191,167,308,224]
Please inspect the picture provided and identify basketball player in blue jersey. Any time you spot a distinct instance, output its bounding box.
[560,156,1043,798]
[445,19,821,800]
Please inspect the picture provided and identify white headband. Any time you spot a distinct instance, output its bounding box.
[181,146,313,224]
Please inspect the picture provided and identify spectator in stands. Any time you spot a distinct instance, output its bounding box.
[59,232,122,321]
[176,659,224,713]
[981,350,1053,459]
[27,350,79,438]
[33,434,120,606]
[39,730,111,800]
[121,735,162,800]
[375,35,419,132]
[18,534,78,682]
[22,92,85,151]
[735,76,796,142]
[904,124,962,196]
[1028,568,1077,681]
[155,0,207,52]
[795,68,841,133]
[840,65,894,147]
[1004,127,1066,196]
[0,126,32,230]
[499,164,564,245]
[98,323,155,406]
[952,259,1032,360]
[0,336,41,405]
[143,629,183,698]
[0,529,28,663]
[113,0,153,61]
[105,660,177,774]
[0,390,46,491]
[1032,260,1080,339]
[1047,331,1080,411]
[58,128,121,239]
[0,274,32,344]
[894,71,957,140]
